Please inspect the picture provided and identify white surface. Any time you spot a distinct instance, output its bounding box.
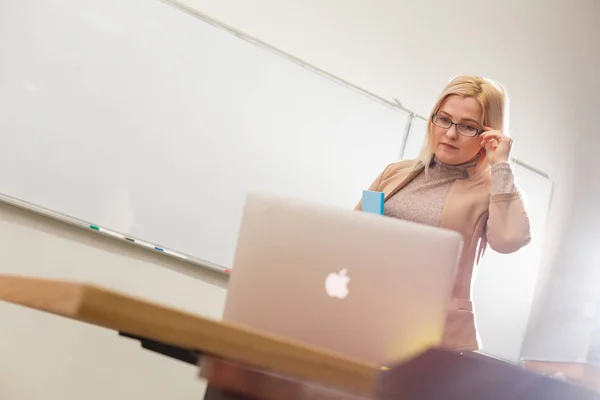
[0,200,228,400]
[0,0,407,270]
[400,122,554,362]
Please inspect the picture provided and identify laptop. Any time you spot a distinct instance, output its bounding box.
[222,191,463,366]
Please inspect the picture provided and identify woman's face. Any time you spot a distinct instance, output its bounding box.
[432,95,483,165]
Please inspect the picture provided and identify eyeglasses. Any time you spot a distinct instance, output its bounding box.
[431,114,483,137]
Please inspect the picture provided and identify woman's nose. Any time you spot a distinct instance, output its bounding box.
[445,125,459,140]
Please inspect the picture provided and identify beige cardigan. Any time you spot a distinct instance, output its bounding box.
[355,160,531,351]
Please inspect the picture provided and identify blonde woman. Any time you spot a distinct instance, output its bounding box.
[356,75,531,351]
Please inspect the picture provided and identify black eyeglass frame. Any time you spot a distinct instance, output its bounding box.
[431,113,484,137]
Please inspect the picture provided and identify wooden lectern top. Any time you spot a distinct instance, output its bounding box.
[3,275,600,400]
[0,274,378,396]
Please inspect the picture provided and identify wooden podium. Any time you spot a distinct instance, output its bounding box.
[0,274,598,400]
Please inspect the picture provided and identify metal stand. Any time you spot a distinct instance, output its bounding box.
[118,331,201,365]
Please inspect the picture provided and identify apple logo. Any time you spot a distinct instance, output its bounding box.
[325,269,350,299]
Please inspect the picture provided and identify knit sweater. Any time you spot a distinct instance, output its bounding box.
[384,157,516,227]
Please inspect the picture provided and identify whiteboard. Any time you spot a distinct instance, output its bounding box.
[401,116,554,362]
[0,0,408,271]
[473,164,553,362]
[402,117,428,160]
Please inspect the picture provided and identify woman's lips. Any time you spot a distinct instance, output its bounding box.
[441,143,458,150]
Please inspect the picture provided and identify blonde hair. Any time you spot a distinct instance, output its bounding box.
[415,75,510,179]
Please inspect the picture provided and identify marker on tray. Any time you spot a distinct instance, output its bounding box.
[89,225,187,261]
[90,224,121,237]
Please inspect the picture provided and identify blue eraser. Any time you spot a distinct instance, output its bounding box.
[362,190,384,215]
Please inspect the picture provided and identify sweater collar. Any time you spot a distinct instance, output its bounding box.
[430,153,482,177]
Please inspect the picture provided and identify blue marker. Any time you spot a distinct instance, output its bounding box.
[362,190,384,215]
[89,224,187,259]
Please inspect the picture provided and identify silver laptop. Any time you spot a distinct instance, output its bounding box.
[222,191,463,366]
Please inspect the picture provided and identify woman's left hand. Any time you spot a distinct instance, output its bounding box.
[480,127,513,165]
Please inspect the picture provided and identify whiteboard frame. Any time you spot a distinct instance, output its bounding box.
[160,0,423,119]
[0,0,414,276]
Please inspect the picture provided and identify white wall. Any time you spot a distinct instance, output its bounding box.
[520,5,600,361]
[0,201,227,399]
[523,74,600,361]
[1,1,598,398]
